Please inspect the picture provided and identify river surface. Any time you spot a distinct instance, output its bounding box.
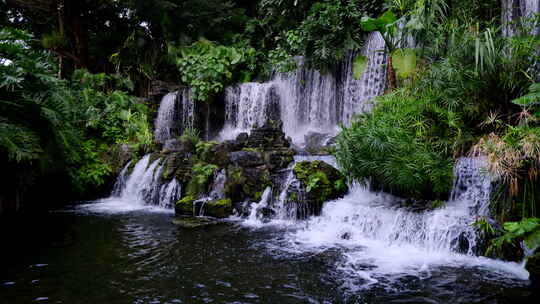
[0,199,534,304]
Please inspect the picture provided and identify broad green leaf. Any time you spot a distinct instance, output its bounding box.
[391,49,417,79]
[525,229,540,250]
[360,16,379,32]
[379,11,397,25]
[353,54,367,80]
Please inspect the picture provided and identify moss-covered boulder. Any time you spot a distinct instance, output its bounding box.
[224,165,272,202]
[175,195,195,216]
[293,161,348,203]
[526,250,540,288]
[286,161,348,218]
[205,198,233,218]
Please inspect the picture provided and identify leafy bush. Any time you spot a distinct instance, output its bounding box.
[335,88,465,200]
[1,27,153,199]
[186,163,218,196]
[169,39,256,101]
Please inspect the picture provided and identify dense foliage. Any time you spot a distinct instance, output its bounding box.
[0,27,151,209]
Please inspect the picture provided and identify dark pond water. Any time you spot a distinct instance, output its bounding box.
[0,205,534,304]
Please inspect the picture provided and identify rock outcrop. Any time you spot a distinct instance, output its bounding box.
[165,124,295,218]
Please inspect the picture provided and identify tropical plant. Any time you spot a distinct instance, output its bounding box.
[488,217,540,255]
[335,88,464,200]
[169,39,256,101]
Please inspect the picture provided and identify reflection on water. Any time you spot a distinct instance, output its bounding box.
[0,202,534,304]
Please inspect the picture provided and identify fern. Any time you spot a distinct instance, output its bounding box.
[512,83,540,107]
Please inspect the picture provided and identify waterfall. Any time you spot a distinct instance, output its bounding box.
[243,155,339,225]
[274,157,528,285]
[340,32,387,123]
[219,35,387,146]
[111,155,181,208]
[219,82,277,140]
[209,169,227,199]
[154,88,195,143]
[292,157,491,254]
[503,0,540,37]
[273,57,340,143]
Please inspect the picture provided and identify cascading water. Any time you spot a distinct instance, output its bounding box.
[102,155,181,210]
[273,57,340,143]
[219,34,387,145]
[154,88,195,143]
[220,82,277,140]
[340,32,387,123]
[503,0,540,37]
[241,157,528,286]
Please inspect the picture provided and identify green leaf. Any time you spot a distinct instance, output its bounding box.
[524,229,540,250]
[392,49,417,79]
[353,55,367,80]
[360,16,379,32]
[379,11,397,25]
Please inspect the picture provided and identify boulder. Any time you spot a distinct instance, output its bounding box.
[210,140,242,167]
[236,132,249,145]
[229,151,265,167]
[303,132,335,155]
[175,195,196,216]
[204,198,233,218]
[286,160,348,218]
[162,139,195,154]
[225,165,272,203]
[160,153,193,182]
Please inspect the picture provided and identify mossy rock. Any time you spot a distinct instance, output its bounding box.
[175,195,196,216]
[204,198,233,218]
[224,165,272,202]
[293,161,348,204]
[526,251,540,288]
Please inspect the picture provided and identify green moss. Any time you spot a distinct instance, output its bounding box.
[205,198,233,218]
[293,161,348,203]
[176,195,196,216]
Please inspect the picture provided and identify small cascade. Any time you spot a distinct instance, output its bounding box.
[450,157,491,217]
[293,157,492,256]
[340,32,387,123]
[244,187,273,225]
[209,169,227,199]
[243,155,339,225]
[154,88,195,143]
[111,155,181,208]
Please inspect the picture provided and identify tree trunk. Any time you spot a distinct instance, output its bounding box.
[386,55,397,92]
[63,0,89,70]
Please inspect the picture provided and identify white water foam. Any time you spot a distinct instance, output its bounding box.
[239,157,529,288]
[77,154,180,214]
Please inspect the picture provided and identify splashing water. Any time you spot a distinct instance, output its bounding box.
[239,157,528,288]
[82,155,180,213]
